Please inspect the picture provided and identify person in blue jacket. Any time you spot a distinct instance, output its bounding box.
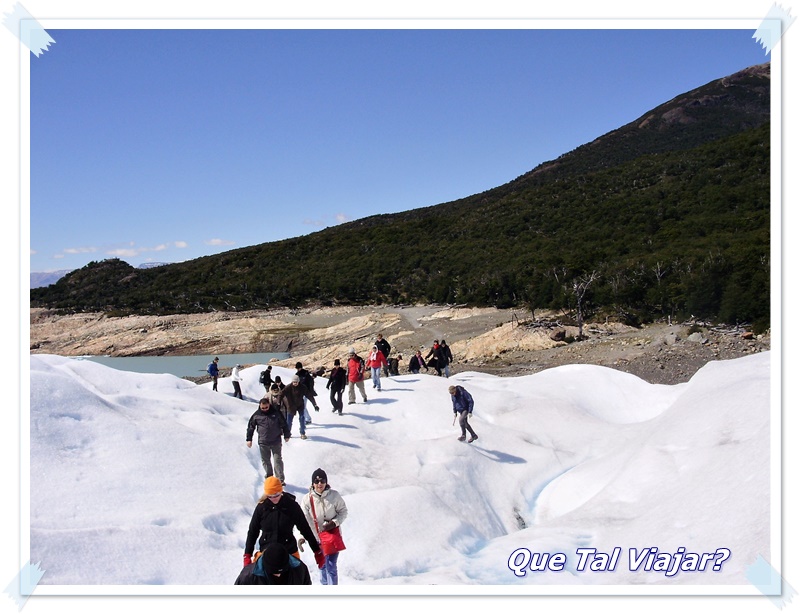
[207,357,220,391]
[449,385,478,443]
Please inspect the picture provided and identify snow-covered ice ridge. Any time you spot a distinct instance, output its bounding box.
[28,351,771,589]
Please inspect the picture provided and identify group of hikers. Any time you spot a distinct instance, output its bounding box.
[229,332,477,585]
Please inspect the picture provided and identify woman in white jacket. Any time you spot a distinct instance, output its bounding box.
[300,467,348,585]
[231,364,244,399]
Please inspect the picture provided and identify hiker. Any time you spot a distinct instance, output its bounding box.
[282,374,320,440]
[246,390,291,483]
[266,383,292,426]
[388,354,402,376]
[425,341,442,376]
[301,468,348,586]
[295,362,317,425]
[326,358,347,414]
[449,385,478,443]
[273,375,285,391]
[366,344,388,391]
[408,350,428,374]
[375,333,392,377]
[207,357,220,391]
[346,347,368,405]
[235,542,312,585]
[231,364,244,399]
[259,365,273,395]
[243,477,325,571]
[438,339,454,378]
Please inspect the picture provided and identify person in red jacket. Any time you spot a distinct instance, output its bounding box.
[366,344,388,391]
[346,348,368,405]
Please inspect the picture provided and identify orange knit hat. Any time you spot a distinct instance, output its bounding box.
[264,476,283,496]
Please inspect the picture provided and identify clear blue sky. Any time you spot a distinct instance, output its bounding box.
[29,27,769,272]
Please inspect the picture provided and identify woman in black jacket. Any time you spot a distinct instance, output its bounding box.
[243,476,324,569]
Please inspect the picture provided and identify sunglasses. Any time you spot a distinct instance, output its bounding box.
[313,478,327,484]
[267,493,282,499]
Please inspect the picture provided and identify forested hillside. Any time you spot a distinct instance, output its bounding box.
[31,64,771,331]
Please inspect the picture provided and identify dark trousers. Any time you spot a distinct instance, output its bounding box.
[458,410,477,438]
[330,387,343,411]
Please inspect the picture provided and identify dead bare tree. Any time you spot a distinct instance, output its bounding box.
[571,270,600,339]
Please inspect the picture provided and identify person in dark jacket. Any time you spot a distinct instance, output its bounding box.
[449,385,478,443]
[244,477,325,569]
[295,362,317,426]
[425,341,441,376]
[246,393,291,483]
[283,374,320,440]
[259,365,273,395]
[438,339,454,378]
[388,354,402,376]
[207,357,220,391]
[235,542,313,585]
[326,359,347,414]
[408,350,428,374]
[375,334,391,377]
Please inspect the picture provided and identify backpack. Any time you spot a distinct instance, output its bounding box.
[357,357,365,380]
[259,370,268,385]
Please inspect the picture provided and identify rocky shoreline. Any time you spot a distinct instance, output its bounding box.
[29,305,770,386]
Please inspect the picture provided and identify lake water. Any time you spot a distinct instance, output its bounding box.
[75,352,290,378]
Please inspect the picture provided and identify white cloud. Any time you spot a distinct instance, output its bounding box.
[335,213,349,224]
[205,238,235,246]
[63,246,98,255]
[174,241,188,249]
[107,248,138,258]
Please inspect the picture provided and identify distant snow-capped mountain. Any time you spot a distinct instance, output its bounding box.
[30,270,73,288]
[30,262,170,288]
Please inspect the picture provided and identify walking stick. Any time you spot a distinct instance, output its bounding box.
[453,413,456,426]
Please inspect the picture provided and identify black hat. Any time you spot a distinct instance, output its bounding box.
[312,468,328,484]
[261,543,290,574]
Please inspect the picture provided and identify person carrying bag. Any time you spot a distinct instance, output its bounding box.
[301,468,348,585]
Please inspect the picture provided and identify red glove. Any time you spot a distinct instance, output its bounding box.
[314,550,326,569]
[243,553,252,567]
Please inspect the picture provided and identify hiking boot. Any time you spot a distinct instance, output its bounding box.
[338,411,343,415]
[468,435,478,443]
[332,407,338,412]
[457,436,466,441]
[300,434,308,440]
[348,401,356,405]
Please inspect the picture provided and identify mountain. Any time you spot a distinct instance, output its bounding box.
[30,63,771,330]
[30,262,170,288]
[30,270,73,289]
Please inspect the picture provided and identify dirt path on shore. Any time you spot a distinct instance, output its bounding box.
[29,305,770,386]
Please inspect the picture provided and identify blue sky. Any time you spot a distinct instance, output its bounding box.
[29,26,770,272]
